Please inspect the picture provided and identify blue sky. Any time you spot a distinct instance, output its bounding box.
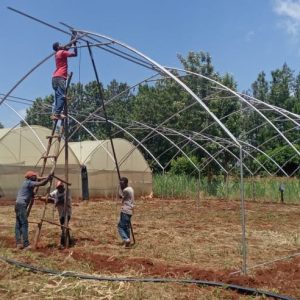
[1,0,300,127]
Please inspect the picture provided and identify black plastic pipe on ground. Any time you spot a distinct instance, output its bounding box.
[0,256,294,300]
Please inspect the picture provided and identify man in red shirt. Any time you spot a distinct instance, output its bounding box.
[51,39,77,120]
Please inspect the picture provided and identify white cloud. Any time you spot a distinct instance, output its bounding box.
[273,0,300,37]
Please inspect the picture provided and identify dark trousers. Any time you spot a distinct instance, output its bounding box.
[15,203,29,247]
[52,76,66,114]
[60,215,70,246]
[117,212,131,241]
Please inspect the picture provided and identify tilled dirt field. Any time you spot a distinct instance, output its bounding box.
[0,198,299,299]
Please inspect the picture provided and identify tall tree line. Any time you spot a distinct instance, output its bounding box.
[23,52,300,176]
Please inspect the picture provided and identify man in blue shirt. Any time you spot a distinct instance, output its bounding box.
[15,171,52,250]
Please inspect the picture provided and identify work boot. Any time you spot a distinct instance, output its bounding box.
[23,245,32,251]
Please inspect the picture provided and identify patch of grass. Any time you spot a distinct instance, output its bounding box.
[154,174,300,203]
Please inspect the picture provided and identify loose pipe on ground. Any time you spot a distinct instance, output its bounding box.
[0,256,294,300]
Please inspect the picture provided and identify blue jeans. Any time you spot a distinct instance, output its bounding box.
[118,212,131,241]
[52,77,66,114]
[15,203,29,247]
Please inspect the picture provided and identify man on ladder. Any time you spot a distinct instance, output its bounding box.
[34,32,77,249]
[51,32,77,120]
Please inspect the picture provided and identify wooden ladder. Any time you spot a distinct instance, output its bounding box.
[28,73,73,249]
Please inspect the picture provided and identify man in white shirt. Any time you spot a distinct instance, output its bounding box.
[117,177,134,248]
[49,181,72,249]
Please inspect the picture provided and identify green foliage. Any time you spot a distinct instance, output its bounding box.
[270,63,293,107]
[252,71,269,102]
[178,51,214,77]
[169,155,199,176]
[23,96,53,129]
[0,121,4,128]
[255,145,300,176]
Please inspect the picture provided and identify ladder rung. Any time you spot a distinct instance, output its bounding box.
[41,218,71,229]
[46,135,61,139]
[42,155,57,159]
[52,175,72,186]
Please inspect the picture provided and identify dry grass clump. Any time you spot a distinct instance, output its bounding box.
[0,260,127,299]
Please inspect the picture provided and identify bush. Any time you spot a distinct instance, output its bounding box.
[169,155,199,176]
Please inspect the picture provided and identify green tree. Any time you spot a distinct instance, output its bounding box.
[23,80,135,141]
[285,72,300,114]
[131,79,188,171]
[269,63,293,108]
[176,52,242,176]
[249,64,296,152]
[169,155,200,176]
[24,96,53,129]
[251,71,269,102]
[255,145,300,176]
[68,81,105,141]
[105,79,134,130]
[247,72,271,149]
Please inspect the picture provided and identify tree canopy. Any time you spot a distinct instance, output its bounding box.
[23,51,300,177]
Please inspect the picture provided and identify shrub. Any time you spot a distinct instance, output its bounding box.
[169,155,199,176]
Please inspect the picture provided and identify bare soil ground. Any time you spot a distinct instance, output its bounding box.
[0,197,299,299]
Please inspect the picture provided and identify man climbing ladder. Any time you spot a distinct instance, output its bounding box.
[30,31,78,249]
[51,31,77,120]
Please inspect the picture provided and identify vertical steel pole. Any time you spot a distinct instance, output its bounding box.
[160,169,165,217]
[86,41,121,182]
[86,42,137,244]
[226,173,229,200]
[63,72,73,248]
[197,170,200,208]
[252,175,256,202]
[240,147,247,274]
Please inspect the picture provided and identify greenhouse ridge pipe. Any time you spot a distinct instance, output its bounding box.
[0,256,294,300]
[59,22,157,72]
